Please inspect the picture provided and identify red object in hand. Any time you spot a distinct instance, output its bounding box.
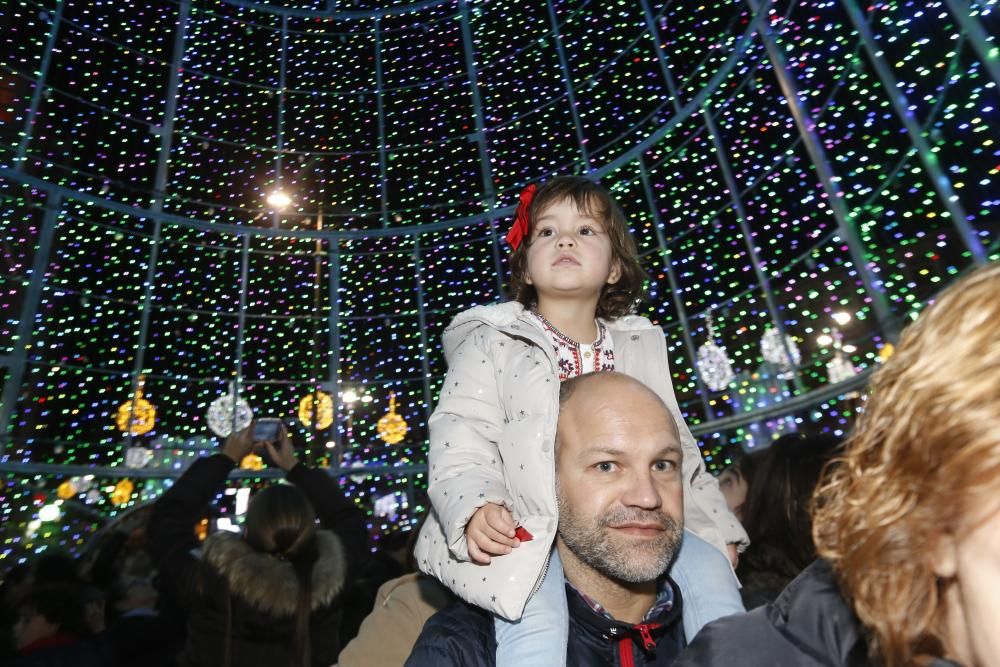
[514,526,533,542]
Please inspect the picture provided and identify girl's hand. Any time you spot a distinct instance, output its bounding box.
[465,502,522,564]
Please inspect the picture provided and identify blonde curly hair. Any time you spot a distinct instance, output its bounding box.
[812,261,1000,666]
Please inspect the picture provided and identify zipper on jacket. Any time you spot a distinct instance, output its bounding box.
[617,637,635,667]
[528,548,550,599]
[635,622,659,651]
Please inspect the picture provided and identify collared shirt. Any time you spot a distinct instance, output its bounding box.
[530,310,615,380]
[566,577,676,623]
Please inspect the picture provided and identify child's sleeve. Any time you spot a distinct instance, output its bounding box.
[427,329,513,561]
[681,422,750,551]
[654,336,750,552]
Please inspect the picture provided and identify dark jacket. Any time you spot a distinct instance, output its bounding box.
[8,634,103,667]
[147,454,367,667]
[405,578,685,667]
[676,560,874,666]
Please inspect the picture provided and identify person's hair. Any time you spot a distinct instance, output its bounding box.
[738,433,841,584]
[812,261,1000,667]
[507,175,646,319]
[242,484,320,667]
[17,584,91,639]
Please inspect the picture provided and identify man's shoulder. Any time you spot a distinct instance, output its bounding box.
[405,600,496,667]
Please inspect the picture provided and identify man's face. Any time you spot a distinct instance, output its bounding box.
[555,377,684,584]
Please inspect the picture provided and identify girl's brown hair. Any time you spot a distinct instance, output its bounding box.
[506,175,645,319]
[811,261,1000,666]
[244,484,320,667]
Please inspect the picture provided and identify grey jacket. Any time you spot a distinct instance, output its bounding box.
[414,302,747,620]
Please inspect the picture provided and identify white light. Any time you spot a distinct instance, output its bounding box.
[342,389,359,404]
[832,311,852,326]
[325,440,336,449]
[361,395,373,403]
[817,334,834,347]
[38,503,61,522]
[266,190,292,210]
[235,488,251,516]
[842,344,857,353]
[216,517,242,533]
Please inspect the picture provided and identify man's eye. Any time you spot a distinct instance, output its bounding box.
[653,460,677,472]
[596,462,616,472]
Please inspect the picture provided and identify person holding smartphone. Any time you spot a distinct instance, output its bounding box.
[147,422,367,667]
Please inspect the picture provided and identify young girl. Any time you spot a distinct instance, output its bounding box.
[414,176,747,664]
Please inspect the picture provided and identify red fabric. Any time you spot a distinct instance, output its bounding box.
[20,632,78,654]
[618,636,635,667]
[513,526,533,542]
[505,183,537,250]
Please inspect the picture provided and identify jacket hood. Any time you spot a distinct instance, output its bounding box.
[202,529,347,618]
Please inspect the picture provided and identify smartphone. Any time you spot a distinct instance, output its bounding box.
[251,418,282,443]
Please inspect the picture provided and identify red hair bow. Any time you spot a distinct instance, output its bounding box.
[505,183,537,251]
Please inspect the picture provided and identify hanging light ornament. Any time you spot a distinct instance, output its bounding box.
[298,390,334,430]
[56,480,77,500]
[826,351,856,384]
[206,382,254,437]
[111,479,134,505]
[115,375,156,436]
[760,327,801,374]
[377,392,408,444]
[695,315,735,392]
[124,445,153,469]
[240,453,264,471]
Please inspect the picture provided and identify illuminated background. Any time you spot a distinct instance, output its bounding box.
[1,0,997,564]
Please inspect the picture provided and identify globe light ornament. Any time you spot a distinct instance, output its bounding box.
[299,390,334,430]
[115,375,156,436]
[124,445,153,469]
[760,327,801,375]
[377,393,408,445]
[207,382,254,437]
[111,479,135,506]
[696,316,735,391]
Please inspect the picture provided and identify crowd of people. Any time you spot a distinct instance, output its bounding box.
[2,176,997,666]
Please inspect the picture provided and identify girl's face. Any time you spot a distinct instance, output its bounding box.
[524,198,619,309]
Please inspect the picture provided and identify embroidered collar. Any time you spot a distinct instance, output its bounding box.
[529,310,615,380]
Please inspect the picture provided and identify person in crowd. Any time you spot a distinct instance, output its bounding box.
[97,575,180,667]
[147,423,366,667]
[407,372,688,665]
[414,176,745,665]
[9,584,102,666]
[716,450,759,522]
[336,571,455,667]
[338,528,413,646]
[676,261,1000,667]
[736,432,841,608]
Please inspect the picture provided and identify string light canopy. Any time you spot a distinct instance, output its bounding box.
[0,0,995,564]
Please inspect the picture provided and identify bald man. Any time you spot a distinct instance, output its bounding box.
[406,372,687,666]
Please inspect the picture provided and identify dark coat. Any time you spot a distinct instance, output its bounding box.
[676,559,964,667]
[405,578,685,667]
[147,454,367,667]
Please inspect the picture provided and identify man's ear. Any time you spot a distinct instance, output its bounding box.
[930,534,958,579]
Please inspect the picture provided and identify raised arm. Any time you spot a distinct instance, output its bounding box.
[264,430,369,570]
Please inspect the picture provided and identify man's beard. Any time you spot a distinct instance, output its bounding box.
[557,498,682,584]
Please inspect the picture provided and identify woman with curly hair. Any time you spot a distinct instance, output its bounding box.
[677,260,1000,667]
